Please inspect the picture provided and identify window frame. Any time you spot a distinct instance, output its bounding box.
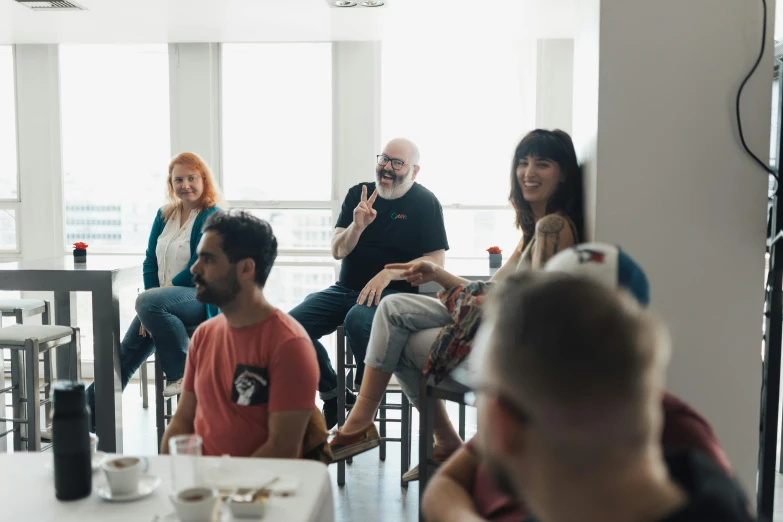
[0,45,21,256]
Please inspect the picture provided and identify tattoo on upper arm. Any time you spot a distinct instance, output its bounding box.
[537,216,566,265]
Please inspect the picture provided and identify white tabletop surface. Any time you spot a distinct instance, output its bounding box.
[0,254,145,272]
[0,453,334,522]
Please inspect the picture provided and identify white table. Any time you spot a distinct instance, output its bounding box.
[0,453,334,522]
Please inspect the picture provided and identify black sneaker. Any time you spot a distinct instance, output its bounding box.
[322,389,359,430]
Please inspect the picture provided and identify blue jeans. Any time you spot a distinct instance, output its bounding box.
[87,286,206,428]
[288,283,401,400]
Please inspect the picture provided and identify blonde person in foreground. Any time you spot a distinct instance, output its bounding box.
[422,243,733,522]
[465,271,753,522]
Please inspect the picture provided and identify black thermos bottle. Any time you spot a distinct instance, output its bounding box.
[52,381,92,500]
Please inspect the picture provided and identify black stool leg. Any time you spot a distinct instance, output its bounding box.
[418,376,435,518]
[10,350,22,452]
[378,393,387,461]
[155,358,165,454]
[23,339,41,452]
[459,403,466,440]
[401,393,410,487]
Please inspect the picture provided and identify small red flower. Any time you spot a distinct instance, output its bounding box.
[487,246,502,255]
[73,242,89,250]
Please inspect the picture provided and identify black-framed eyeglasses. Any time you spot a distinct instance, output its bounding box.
[474,383,533,425]
[376,154,411,171]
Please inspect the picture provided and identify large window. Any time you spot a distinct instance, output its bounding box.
[382,40,535,257]
[221,44,332,203]
[247,209,332,251]
[60,45,170,362]
[0,46,18,253]
[60,45,171,253]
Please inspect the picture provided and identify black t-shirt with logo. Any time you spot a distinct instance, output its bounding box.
[336,182,449,293]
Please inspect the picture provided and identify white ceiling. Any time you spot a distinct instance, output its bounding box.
[0,0,577,44]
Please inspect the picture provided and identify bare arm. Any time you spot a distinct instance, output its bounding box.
[250,409,313,459]
[332,185,379,260]
[422,445,488,522]
[358,250,447,306]
[386,250,468,293]
[160,390,197,454]
[331,225,363,260]
[531,214,577,269]
[432,266,470,290]
[385,249,446,281]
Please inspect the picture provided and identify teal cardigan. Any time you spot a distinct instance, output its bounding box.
[142,206,221,318]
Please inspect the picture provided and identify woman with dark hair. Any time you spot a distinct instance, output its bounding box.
[86,152,225,431]
[329,129,584,476]
[504,128,583,270]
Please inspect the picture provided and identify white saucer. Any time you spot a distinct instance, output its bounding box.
[45,451,108,473]
[94,474,161,502]
[161,504,231,521]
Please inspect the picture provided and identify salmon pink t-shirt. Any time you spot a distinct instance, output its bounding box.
[183,310,318,457]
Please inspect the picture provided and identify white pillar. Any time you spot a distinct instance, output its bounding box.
[535,39,574,134]
[332,41,381,207]
[15,44,64,261]
[573,0,774,497]
[168,44,222,182]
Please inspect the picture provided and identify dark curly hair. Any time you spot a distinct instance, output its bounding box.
[202,209,278,287]
[509,129,584,248]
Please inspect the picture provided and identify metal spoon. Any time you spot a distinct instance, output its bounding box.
[230,477,279,503]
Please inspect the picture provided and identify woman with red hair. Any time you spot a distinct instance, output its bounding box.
[87,152,225,431]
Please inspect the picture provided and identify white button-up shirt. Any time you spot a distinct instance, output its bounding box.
[156,208,199,286]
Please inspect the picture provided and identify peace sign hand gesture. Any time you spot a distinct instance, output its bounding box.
[354,185,379,231]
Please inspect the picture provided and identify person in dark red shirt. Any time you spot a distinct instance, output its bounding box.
[423,243,733,522]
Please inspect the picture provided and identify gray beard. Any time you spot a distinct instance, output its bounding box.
[376,174,414,200]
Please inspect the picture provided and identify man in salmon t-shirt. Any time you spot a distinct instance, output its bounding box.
[161,210,319,458]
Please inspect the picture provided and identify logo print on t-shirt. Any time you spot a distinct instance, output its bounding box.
[231,364,269,406]
[390,212,408,220]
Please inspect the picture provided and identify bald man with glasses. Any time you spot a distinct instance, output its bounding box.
[289,138,449,429]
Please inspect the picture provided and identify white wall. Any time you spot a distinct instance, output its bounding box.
[574,0,773,498]
[168,43,222,181]
[332,41,382,214]
[13,45,61,323]
[535,39,574,134]
[15,44,64,261]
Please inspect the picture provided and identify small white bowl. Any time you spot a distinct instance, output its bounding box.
[227,493,267,519]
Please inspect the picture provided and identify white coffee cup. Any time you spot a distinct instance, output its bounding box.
[101,456,142,496]
[170,487,218,522]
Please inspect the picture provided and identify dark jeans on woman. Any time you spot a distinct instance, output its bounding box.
[289,283,401,400]
[86,286,206,430]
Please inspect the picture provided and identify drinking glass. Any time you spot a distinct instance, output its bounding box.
[169,434,202,492]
